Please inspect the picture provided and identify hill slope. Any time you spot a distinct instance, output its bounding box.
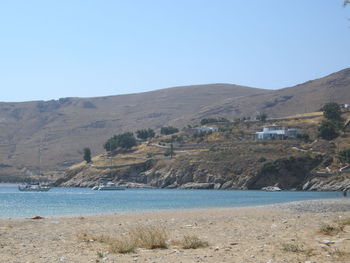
[0,68,349,178]
[188,68,350,121]
[56,112,350,191]
[0,84,267,175]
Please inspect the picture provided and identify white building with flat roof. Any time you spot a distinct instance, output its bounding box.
[253,125,301,140]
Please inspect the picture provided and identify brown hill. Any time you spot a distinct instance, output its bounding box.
[0,84,267,176]
[0,68,349,178]
[188,68,350,121]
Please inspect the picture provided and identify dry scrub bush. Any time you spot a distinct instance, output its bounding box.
[281,243,304,253]
[77,232,115,243]
[108,238,136,254]
[338,217,350,227]
[154,159,172,169]
[181,235,208,249]
[77,232,95,243]
[319,224,344,235]
[78,226,173,254]
[328,248,350,259]
[129,226,168,249]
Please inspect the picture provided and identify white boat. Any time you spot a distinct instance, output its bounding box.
[18,183,51,192]
[261,186,282,191]
[18,137,51,192]
[92,182,126,191]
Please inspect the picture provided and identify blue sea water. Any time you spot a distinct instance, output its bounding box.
[0,184,344,218]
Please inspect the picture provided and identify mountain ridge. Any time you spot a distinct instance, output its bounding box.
[0,68,349,178]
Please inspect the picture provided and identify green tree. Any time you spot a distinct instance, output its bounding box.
[256,113,267,122]
[164,143,175,158]
[200,118,218,125]
[321,102,343,122]
[160,126,179,135]
[136,128,155,140]
[339,148,350,164]
[296,133,310,142]
[83,147,92,163]
[104,132,136,151]
[200,117,228,125]
[318,120,339,140]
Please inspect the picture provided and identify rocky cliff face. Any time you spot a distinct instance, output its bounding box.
[55,153,350,191]
[302,174,350,191]
[246,155,324,190]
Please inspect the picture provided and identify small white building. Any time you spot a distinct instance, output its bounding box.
[192,126,219,134]
[253,125,301,140]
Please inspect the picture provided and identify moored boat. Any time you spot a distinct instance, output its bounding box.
[92,182,126,191]
[18,183,51,192]
[261,186,282,191]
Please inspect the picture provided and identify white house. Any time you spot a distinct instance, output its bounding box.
[253,125,301,140]
[192,126,219,134]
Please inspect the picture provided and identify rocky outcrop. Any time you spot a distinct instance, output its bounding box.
[55,152,350,191]
[246,155,324,190]
[302,174,350,191]
[179,183,215,189]
[54,160,153,187]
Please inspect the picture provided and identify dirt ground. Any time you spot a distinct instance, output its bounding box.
[0,200,350,263]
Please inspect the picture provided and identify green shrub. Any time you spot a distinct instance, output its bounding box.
[318,120,339,140]
[104,132,136,151]
[200,117,228,125]
[296,133,310,142]
[136,129,155,140]
[160,126,179,135]
[83,147,91,163]
[339,148,350,164]
[258,157,267,162]
[321,102,343,122]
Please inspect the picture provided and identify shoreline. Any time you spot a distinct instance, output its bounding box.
[1,182,350,191]
[0,198,349,262]
[0,196,348,220]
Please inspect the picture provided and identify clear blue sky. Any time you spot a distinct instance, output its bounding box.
[0,0,349,102]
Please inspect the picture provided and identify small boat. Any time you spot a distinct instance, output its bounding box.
[261,186,282,191]
[92,182,126,191]
[18,183,51,192]
[18,137,51,192]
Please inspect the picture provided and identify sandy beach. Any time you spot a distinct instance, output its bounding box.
[1,199,350,263]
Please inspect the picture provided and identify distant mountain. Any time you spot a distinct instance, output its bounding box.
[0,84,267,174]
[0,68,349,176]
[187,68,350,121]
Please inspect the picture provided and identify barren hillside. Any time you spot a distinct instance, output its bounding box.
[0,68,349,178]
[0,84,267,176]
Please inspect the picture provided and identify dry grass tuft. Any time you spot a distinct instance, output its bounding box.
[96,251,104,258]
[108,238,136,254]
[181,235,209,249]
[77,232,114,244]
[319,224,344,235]
[77,225,169,254]
[328,248,350,259]
[281,243,304,253]
[338,217,350,227]
[130,226,168,249]
[77,232,94,243]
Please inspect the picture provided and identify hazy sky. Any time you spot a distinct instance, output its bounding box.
[0,0,349,102]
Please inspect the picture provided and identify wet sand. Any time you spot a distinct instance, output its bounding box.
[0,199,350,263]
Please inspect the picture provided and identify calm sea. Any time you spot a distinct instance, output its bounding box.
[0,184,343,218]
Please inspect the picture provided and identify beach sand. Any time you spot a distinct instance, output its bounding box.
[0,199,350,263]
